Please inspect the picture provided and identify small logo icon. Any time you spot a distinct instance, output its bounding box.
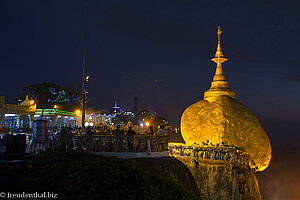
[0,192,5,198]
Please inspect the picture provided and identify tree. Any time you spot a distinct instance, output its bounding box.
[15,82,82,112]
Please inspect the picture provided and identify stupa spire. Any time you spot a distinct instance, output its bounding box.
[204,26,235,101]
[211,26,227,81]
[214,26,225,58]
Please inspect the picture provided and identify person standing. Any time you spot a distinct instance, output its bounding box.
[156,125,166,151]
[127,126,136,151]
[147,126,154,135]
[114,125,124,151]
[157,125,165,135]
[59,126,67,149]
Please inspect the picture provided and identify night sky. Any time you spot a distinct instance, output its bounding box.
[0,0,299,148]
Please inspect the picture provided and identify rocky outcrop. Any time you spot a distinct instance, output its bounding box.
[134,157,200,198]
[177,157,261,200]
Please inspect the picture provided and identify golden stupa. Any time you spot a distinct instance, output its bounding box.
[181,26,271,171]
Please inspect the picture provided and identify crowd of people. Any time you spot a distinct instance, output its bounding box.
[0,124,31,133]
[94,123,167,136]
[44,124,169,151]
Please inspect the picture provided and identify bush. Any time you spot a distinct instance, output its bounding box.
[18,148,197,200]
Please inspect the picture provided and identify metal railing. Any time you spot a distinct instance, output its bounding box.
[169,143,257,172]
[49,134,169,153]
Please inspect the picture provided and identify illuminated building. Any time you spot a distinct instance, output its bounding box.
[113,100,122,114]
[34,109,77,127]
[180,26,271,171]
[0,96,36,128]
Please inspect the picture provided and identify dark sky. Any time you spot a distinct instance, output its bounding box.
[0,0,299,148]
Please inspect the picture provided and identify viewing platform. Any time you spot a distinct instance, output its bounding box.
[168,143,258,172]
[45,133,170,159]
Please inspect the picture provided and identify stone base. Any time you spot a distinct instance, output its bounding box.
[176,157,262,200]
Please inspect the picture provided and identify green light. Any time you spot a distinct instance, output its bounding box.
[35,109,75,117]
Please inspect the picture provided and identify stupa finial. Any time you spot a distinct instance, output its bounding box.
[211,26,227,67]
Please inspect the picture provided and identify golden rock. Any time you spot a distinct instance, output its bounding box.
[180,26,271,171]
[181,95,271,171]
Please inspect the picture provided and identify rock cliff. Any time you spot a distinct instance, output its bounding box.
[177,157,262,200]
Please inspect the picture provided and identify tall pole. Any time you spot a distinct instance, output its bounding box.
[81,8,87,133]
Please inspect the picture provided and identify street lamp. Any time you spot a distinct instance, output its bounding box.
[85,75,90,82]
[81,8,87,133]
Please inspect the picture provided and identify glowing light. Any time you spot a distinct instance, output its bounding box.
[54,105,57,109]
[85,122,89,127]
[140,123,144,127]
[47,87,84,106]
[30,100,35,105]
[5,114,15,117]
[75,110,80,114]
[145,122,150,126]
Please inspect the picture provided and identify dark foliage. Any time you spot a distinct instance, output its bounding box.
[17,148,197,200]
[15,82,81,111]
